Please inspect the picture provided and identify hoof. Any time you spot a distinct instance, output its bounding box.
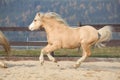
[73,64,80,69]
[0,62,8,68]
[54,59,58,63]
[40,60,44,65]
[40,62,44,65]
[3,64,8,68]
[50,58,57,63]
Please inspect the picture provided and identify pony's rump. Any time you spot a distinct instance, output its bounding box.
[0,31,10,55]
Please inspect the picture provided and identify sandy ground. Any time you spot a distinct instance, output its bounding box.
[0,61,120,80]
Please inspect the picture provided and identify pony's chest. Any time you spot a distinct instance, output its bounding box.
[46,33,61,44]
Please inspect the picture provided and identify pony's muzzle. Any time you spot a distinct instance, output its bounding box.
[28,26,32,31]
[28,22,35,31]
[28,25,33,31]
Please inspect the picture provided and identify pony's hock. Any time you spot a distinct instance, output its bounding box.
[29,12,113,68]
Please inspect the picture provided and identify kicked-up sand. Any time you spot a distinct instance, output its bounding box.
[0,61,120,80]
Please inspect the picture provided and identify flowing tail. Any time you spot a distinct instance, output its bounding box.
[0,31,11,56]
[95,26,113,48]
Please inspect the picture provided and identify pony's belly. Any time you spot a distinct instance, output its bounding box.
[62,42,80,49]
[61,36,81,49]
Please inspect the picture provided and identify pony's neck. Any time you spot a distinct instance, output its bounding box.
[42,20,68,34]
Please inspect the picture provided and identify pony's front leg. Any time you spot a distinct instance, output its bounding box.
[74,44,91,68]
[39,44,59,65]
[47,53,57,62]
[39,44,52,65]
[39,50,44,65]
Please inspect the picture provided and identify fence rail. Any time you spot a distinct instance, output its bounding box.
[0,24,120,31]
[0,24,120,47]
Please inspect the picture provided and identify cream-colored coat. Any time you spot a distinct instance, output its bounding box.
[29,12,112,68]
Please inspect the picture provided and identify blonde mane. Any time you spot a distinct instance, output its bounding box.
[44,12,69,26]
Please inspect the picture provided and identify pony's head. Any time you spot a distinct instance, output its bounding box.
[29,12,68,31]
[29,12,44,31]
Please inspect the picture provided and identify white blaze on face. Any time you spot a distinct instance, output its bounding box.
[29,22,35,31]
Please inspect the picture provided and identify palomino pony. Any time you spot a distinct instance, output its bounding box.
[0,31,10,68]
[29,12,112,68]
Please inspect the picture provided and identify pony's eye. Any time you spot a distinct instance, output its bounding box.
[34,20,37,22]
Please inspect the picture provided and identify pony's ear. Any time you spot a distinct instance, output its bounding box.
[37,12,44,18]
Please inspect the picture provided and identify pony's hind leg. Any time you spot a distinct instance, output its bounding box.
[74,43,91,68]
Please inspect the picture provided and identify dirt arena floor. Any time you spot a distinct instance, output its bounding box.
[0,60,120,80]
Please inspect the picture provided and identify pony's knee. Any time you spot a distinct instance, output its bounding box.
[41,49,48,54]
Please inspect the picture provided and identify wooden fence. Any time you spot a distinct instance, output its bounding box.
[0,24,120,47]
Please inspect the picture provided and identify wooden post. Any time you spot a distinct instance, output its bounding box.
[78,22,81,53]
[78,22,82,27]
